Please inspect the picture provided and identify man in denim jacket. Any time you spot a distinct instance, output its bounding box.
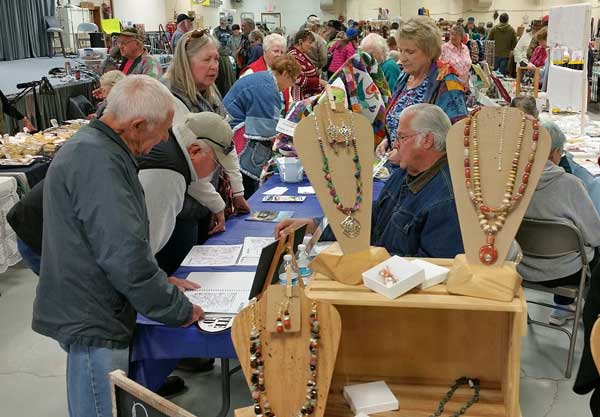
[276,103,464,258]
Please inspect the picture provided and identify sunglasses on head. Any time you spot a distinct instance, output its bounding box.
[185,29,209,48]
[197,136,234,155]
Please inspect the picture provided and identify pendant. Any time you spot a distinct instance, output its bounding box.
[479,244,498,265]
[341,215,361,238]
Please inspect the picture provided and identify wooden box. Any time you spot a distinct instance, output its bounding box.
[235,258,526,417]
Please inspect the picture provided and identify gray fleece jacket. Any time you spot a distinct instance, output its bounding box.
[518,161,600,282]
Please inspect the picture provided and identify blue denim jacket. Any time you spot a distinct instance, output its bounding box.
[371,156,464,258]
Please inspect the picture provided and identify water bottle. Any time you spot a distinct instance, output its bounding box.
[296,244,313,285]
[278,254,298,286]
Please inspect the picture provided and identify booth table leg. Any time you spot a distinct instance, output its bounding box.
[215,358,242,417]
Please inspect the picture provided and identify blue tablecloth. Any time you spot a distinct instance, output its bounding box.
[129,175,385,390]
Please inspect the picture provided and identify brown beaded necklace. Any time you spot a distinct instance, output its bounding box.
[463,108,540,265]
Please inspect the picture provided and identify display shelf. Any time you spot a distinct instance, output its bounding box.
[236,377,514,417]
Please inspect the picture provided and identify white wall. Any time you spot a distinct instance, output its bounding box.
[112,0,168,31]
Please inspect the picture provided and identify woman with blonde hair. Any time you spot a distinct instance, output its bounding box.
[376,17,468,157]
[163,29,249,237]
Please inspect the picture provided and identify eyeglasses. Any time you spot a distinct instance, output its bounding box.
[197,136,234,155]
[185,29,209,48]
[396,132,423,143]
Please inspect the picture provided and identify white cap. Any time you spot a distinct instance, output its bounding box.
[283,254,293,261]
[298,244,306,251]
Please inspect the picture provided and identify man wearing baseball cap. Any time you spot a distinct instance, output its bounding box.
[117,27,163,78]
[171,13,195,50]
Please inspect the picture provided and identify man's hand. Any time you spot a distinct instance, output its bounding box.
[233,195,250,215]
[274,218,317,239]
[182,304,205,327]
[168,277,201,292]
[209,210,226,235]
[22,117,36,133]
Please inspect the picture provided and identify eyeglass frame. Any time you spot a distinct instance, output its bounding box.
[196,136,234,155]
[396,131,425,143]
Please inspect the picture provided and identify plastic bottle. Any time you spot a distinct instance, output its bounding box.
[278,254,298,286]
[295,244,313,285]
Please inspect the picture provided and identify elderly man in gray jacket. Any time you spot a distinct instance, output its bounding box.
[32,75,205,417]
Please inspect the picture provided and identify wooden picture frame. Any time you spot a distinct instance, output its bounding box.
[110,370,197,417]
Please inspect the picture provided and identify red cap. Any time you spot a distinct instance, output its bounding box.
[542,15,549,23]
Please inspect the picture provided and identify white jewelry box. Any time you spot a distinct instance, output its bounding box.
[343,381,399,414]
[411,259,450,289]
[362,256,425,299]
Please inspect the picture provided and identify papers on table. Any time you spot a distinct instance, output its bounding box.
[185,272,255,314]
[181,245,242,267]
[263,186,288,195]
[298,186,315,194]
[238,237,276,266]
[180,237,276,267]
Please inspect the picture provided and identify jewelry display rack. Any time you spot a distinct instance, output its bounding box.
[445,107,550,302]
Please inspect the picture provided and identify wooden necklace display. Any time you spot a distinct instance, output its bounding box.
[463,108,540,265]
[249,299,320,417]
[313,102,363,238]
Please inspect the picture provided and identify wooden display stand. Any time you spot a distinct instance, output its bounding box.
[515,66,540,98]
[445,107,550,301]
[232,285,342,417]
[294,100,383,285]
[234,259,526,417]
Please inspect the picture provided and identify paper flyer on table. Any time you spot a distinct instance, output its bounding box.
[263,187,288,195]
[180,245,243,267]
[237,236,276,266]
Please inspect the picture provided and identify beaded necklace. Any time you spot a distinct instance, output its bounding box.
[463,108,539,265]
[430,377,480,417]
[249,299,320,417]
[313,107,363,238]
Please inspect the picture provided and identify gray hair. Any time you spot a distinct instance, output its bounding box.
[397,17,442,60]
[510,96,538,118]
[541,120,566,152]
[401,103,451,152]
[263,33,285,51]
[249,30,263,43]
[450,24,465,37]
[242,18,255,29]
[360,33,389,63]
[104,75,175,125]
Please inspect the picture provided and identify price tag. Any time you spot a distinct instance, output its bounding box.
[276,118,298,136]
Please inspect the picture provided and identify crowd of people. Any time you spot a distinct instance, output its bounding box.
[4,11,600,417]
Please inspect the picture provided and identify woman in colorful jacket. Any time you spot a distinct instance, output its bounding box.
[376,17,468,157]
[223,56,302,198]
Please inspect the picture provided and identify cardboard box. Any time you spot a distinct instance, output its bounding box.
[79,2,96,9]
[362,256,424,299]
[343,381,399,414]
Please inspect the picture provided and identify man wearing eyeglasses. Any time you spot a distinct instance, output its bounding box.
[117,28,163,79]
[276,103,464,259]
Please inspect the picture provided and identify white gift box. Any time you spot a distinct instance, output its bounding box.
[411,259,450,289]
[343,381,399,415]
[362,256,425,299]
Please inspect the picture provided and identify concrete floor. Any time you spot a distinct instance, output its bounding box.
[0,263,594,417]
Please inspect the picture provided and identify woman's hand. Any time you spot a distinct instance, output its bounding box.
[22,117,35,133]
[274,218,317,239]
[233,195,250,215]
[375,139,389,158]
[209,211,226,235]
[319,78,328,88]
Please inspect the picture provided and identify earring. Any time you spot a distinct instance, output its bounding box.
[283,300,291,329]
[275,303,284,333]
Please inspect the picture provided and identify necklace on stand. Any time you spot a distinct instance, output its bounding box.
[463,108,539,265]
[313,107,363,238]
[429,377,480,417]
[497,107,507,171]
[324,101,354,149]
[249,299,320,417]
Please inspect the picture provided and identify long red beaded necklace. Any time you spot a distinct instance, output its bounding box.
[463,108,539,265]
[249,299,320,417]
[313,106,363,238]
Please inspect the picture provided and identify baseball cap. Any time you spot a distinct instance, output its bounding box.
[185,112,235,157]
[118,28,144,42]
[177,14,194,25]
[346,28,358,39]
[467,17,475,23]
